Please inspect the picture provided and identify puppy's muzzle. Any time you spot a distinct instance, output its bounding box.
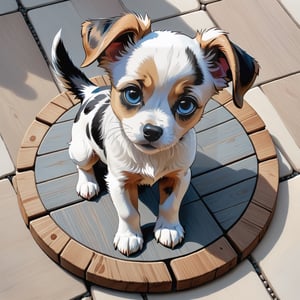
[143,123,163,142]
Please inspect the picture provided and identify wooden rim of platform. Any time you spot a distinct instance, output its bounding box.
[15,75,279,293]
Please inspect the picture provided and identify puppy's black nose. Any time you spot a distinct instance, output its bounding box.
[143,123,163,142]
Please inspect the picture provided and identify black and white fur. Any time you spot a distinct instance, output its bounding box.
[51,14,258,256]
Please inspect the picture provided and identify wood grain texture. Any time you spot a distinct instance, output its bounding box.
[252,159,279,212]
[192,120,255,176]
[35,149,77,183]
[20,120,49,148]
[227,159,279,259]
[30,215,70,263]
[212,90,233,105]
[37,121,73,155]
[86,253,172,292]
[15,171,46,225]
[17,147,37,171]
[36,173,81,211]
[250,129,277,162]
[36,102,67,125]
[51,93,74,110]
[61,239,94,278]
[171,237,237,290]
[225,100,265,133]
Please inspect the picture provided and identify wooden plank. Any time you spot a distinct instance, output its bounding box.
[203,99,220,114]
[60,239,94,278]
[171,237,237,291]
[212,90,233,105]
[250,129,277,162]
[37,173,81,211]
[214,202,250,231]
[225,100,265,133]
[252,159,279,212]
[195,104,234,133]
[91,75,110,86]
[66,91,81,105]
[51,92,74,110]
[20,120,49,148]
[179,200,223,249]
[35,149,77,183]
[56,104,79,123]
[38,120,72,155]
[16,147,37,171]
[192,119,254,176]
[36,102,67,125]
[241,114,266,134]
[15,171,46,225]
[86,254,172,292]
[192,155,257,197]
[203,177,257,230]
[227,202,272,260]
[30,215,70,263]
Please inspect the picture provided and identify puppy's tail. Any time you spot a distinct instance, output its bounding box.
[51,29,96,101]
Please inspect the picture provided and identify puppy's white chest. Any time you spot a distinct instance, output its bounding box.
[138,164,170,186]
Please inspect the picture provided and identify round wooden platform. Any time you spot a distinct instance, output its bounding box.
[15,75,279,293]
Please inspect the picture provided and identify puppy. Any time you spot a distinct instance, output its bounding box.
[52,13,258,256]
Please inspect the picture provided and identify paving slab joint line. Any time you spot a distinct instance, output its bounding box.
[248,256,280,300]
[279,171,300,182]
[15,0,60,87]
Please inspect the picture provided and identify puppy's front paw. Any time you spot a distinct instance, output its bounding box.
[113,232,143,256]
[154,217,184,249]
[77,181,99,200]
[76,168,100,200]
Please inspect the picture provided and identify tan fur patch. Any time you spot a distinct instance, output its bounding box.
[159,171,180,205]
[110,58,159,120]
[123,172,144,210]
[110,87,139,120]
[168,77,204,135]
[136,57,159,100]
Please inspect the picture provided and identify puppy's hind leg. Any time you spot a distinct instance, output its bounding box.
[69,138,100,200]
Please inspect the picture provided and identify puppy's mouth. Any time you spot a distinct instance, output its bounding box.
[134,141,176,154]
[135,143,158,152]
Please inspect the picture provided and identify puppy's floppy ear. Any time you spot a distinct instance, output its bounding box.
[81,13,151,68]
[196,29,259,108]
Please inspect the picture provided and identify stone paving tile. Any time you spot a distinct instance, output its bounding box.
[28,1,101,80]
[28,1,124,81]
[253,176,300,299]
[0,12,58,164]
[0,0,18,15]
[206,0,300,85]
[0,135,15,178]
[148,260,269,300]
[261,73,300,149]
[91,285,143,299]
[279,0,300,25]
[152,10,215,37]
[0,179,87,300]
[20,0,60,9]
[275,146,293,179]
[71,0,125,19]
[120,0,200,21]
[246,87,300,172]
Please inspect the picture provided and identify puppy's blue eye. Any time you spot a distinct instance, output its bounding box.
[176,96,198,120]
[121,85,143,107]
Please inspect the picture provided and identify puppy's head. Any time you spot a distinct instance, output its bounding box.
[81,14,258,154]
